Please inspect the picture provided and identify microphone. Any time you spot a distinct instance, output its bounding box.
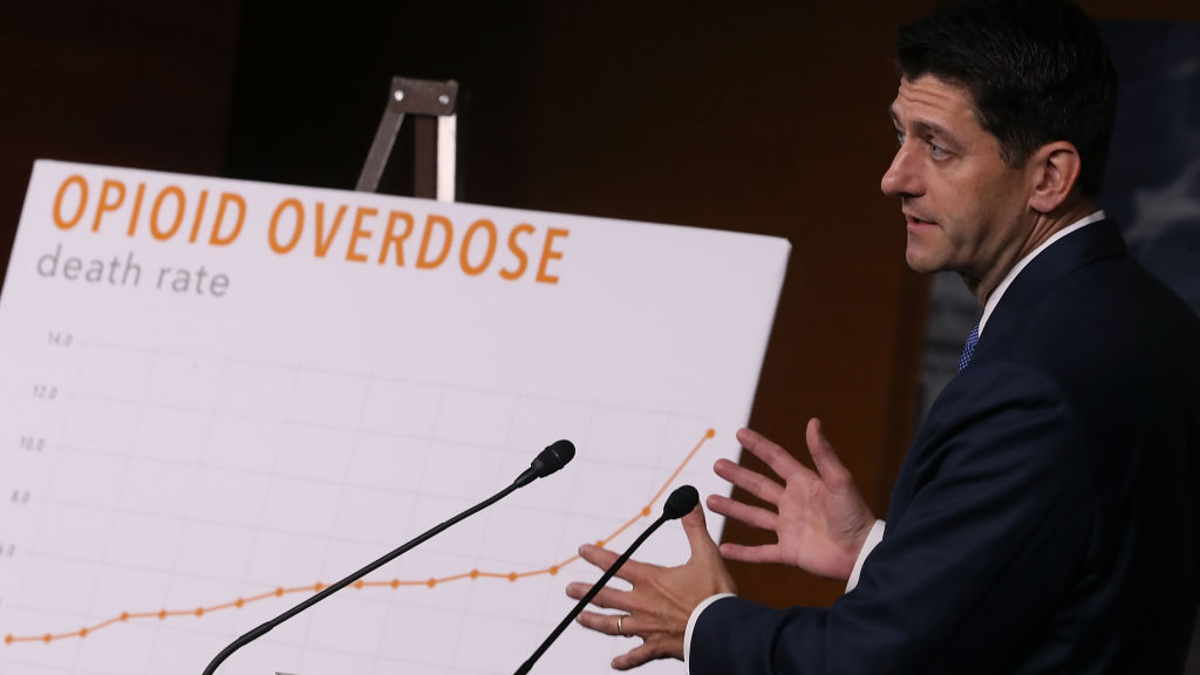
[662,484,700,519]
[513,485,700,675]
[514,439,576,487]
[200,439,576,675]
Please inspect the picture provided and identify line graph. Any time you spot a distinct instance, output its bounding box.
[1,161,786,675]
[4,429,715,647]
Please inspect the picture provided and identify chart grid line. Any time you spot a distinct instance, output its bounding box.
[77,339,713,422]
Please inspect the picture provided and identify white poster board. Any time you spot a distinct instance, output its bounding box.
[0,160,789,675]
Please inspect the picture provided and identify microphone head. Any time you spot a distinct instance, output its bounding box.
[662,485,699,520]
[532,439,575,478]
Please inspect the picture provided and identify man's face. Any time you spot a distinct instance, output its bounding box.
[882,75,1036,287]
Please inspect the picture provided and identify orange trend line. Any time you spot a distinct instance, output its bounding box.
[4,428,716,647]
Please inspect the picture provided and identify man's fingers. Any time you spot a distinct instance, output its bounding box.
[680,503,719,555]
[706,493,779,532]
[577,543,645,583]
[565,582,634,611]
[712,457,791,504]
[575,615,681,670]
[718,541,783,564]
[576,610,632,637]
[735,428,811,481]
[805,418,852,485]
[577,542,620,569]
[612,641,672,670]
[576,608,672,639]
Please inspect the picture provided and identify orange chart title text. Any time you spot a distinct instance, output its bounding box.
[50,174,569,284]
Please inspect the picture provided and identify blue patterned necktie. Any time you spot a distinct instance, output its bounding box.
[957,323,980,373]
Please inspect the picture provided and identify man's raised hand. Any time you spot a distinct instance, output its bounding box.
[707,418,876,581]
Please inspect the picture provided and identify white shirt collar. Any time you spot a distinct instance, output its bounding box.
[977,210,1106,335]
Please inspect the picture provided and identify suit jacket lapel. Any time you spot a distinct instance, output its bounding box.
[973,220,1127,366]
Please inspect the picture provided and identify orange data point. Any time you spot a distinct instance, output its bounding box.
[314,582,324,592]
[120,612,129,621]
[158,610,167,620]
[595,541,605,548]
[43,634,51,644]
[235,598,244,608]
[390,579,400,589]
[641,506,651,517]
[274,587,284,597]
[549,566,559,575]
[470,569,480,579]
[426,579,437,588]
[508,572,518,582]
[354,580,364,590]
[195,608,204,617]
[706,428,715,438]
[79,629,88,638]
[5,634,13,645]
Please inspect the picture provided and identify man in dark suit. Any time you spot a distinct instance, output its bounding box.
[565,0,1200,672]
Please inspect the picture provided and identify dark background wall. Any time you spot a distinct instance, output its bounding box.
[1,0,1197,614]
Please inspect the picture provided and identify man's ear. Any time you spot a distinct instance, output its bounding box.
[1028,141,1082,213]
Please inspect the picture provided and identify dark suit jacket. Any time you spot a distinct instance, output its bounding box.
[692,221,1200,674]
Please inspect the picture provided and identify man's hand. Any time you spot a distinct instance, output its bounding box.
[565,504,736,670]
[709,418,875,580]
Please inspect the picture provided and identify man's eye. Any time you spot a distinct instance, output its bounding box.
[895,130,906,146]
[929,142,949,159]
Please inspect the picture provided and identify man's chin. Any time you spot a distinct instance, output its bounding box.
[904,247,943,274]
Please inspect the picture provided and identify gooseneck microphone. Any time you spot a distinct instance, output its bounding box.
[513,438,577,487]
[201,439,576,675]
[513,484,700,675]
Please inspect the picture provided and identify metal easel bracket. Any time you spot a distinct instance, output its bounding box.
[356,77,459,201]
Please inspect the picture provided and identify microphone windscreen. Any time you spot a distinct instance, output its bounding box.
[534,439,576,477]
[662,485,699,519]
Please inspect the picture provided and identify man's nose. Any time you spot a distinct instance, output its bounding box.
[880,145,921,199]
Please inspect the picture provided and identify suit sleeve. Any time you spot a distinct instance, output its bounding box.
[690,361,1095,675]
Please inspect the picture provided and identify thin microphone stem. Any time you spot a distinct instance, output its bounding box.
[514,514,669,675]
[201,481,522,675]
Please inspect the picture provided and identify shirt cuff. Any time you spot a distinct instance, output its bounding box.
[683,592,737,673]
[845,519,886,592]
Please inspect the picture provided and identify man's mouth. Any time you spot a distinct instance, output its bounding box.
[905,214,936,228]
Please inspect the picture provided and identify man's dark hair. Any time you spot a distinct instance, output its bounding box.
[896,0,1117,199]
